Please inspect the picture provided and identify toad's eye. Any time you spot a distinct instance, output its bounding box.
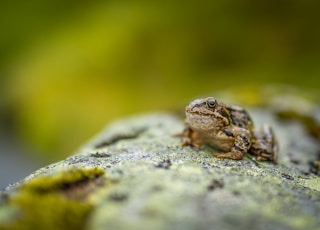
[206,99,216,108]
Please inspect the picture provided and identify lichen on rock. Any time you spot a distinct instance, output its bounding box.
[0,168,106,230]
[1,88,320,230]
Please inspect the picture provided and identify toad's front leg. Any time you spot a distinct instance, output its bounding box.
[180,123,202,149]
[214,128,251,160]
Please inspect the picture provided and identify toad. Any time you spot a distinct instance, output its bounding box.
[181,97,277,163]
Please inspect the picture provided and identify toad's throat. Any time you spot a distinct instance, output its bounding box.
[186,113,221,131]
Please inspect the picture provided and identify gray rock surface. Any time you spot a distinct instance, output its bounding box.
[1,94,320,230]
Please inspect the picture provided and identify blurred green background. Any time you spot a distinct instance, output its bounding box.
[0,1,319,187]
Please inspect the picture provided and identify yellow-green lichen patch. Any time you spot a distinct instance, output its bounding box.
[301,176,320,192]
[0,167,105,230]
[21,167,105,198]
[2,193,93,230]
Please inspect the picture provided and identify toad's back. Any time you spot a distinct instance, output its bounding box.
[226,104,253,130]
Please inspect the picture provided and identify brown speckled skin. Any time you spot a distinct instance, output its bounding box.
[182,97,277,163]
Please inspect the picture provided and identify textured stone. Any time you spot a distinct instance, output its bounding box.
[1,91,320,230]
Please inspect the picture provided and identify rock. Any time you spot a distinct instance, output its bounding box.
[1,90,320,230]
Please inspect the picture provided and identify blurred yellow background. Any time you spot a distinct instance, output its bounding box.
[0,1,319,185]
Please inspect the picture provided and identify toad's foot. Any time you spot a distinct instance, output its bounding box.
[181,137,201,149]
[214,151,244,160]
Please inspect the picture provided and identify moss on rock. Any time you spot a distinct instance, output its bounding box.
[1,89,320,230]
[0,168,105,230]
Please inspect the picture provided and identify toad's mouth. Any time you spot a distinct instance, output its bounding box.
[186,109,213,117]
